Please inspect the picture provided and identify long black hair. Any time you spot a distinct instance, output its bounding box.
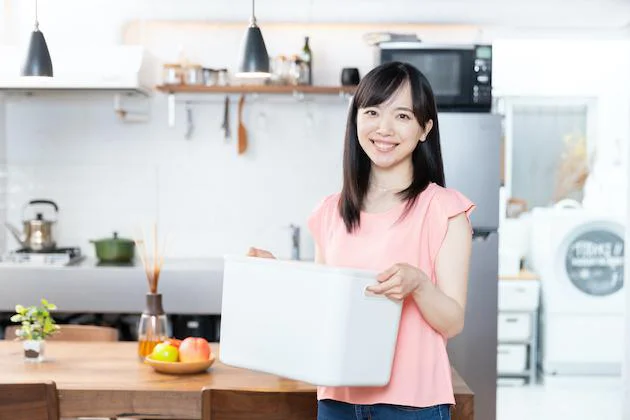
[340,61,445,233]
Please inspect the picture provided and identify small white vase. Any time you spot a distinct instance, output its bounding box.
[23,339,45,363]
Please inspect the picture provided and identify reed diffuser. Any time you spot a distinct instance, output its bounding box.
[135,223,169,360]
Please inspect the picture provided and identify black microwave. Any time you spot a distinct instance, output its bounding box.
[378,43,492,112]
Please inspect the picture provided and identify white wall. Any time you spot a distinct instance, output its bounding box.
[0,97,5,255]
[2,1,630,260]
[0,1,487,259]
[625,135,630,419]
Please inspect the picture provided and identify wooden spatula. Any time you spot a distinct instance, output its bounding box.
[237,94,248,155]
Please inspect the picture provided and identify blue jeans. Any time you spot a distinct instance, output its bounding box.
[318,399,451,420]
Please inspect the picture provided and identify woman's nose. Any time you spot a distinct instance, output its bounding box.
[376,116,394,136]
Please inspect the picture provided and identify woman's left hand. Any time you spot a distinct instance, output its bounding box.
[366,263,432,301]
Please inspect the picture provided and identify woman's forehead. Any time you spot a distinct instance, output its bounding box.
[365,82,412,108]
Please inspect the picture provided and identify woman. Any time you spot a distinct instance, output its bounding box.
[249,61,474,420]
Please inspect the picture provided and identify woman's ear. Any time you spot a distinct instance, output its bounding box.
[419,119,434,142]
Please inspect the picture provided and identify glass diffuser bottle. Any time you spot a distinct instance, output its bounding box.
[135,224,170,360]
[137,292,169,360]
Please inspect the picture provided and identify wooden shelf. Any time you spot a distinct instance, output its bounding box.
[155,84,357,95]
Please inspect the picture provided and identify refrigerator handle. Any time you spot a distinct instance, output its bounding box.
[472,229,496,241]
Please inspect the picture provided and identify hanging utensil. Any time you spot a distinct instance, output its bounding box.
[185,101,194,140]
[221,95,231,142]
[237,94,248,155]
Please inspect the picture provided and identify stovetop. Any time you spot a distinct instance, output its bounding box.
[0,247,84,266]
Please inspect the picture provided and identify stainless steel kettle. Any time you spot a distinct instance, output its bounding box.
[4,200,59,251]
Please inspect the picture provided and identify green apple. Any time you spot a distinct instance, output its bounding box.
[151,342,179,362]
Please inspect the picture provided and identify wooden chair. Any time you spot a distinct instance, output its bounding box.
[201,388,317,420]
[4,324,119,342]
[0,382,59,420]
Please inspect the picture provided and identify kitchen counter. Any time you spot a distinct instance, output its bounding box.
[499,269,540,281]
[0,257,225,314]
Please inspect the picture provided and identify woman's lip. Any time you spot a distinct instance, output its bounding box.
[371,140,398,152]
[370,138,398,145]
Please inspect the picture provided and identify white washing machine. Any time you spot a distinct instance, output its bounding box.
[528,200,625,376]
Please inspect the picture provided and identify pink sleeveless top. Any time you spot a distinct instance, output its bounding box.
[307,182,475,408]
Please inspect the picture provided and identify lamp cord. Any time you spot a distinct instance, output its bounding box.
[34,0,39,30]
[250,0,257,26]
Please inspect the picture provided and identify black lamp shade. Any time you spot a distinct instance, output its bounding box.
[22,29,53,77]
[238,25,270,77]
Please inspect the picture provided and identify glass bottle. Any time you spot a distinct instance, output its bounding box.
[300,36,312,85]
[137,293,169,360]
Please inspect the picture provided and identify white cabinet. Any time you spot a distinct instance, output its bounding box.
[498,313,531,342]
[497,277,540,385]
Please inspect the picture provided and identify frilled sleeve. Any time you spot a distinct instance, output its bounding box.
[428,187,476,264]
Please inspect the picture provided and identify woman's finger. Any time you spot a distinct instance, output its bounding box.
[377,264,400,282]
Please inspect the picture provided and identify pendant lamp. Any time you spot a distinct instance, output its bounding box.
[22,0,53,77]
[236,0,270,78]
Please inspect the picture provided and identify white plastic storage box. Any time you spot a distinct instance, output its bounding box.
[219,255,403,386]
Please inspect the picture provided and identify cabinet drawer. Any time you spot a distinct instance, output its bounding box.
[497,344,527,374]
[498,280,540,311]
[498,313,531,342]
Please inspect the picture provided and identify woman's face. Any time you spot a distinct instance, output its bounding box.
[356,81,433,171]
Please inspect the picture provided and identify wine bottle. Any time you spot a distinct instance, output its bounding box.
[300,36,312,85]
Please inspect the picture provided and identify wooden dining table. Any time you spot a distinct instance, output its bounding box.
[0,341,473,419]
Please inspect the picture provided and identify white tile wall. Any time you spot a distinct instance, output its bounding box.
[0,8,483,260]
[2,93,347,259]
[2,2,629,260]
[0,98,6,254]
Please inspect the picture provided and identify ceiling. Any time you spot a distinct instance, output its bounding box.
[7,0,630,32]
[266,0,630,29]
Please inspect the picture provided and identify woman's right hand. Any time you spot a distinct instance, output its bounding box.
[247,247,276,259]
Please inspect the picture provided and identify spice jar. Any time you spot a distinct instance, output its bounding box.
[216,68,229,86]
[184,64,203,85]
[162,63,182,85]
[203,68,218,86]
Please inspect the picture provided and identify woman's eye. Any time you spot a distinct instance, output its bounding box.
[398,113,411,120]
[363,110,377,116]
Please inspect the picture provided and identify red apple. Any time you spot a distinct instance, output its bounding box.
[178,337,211,362]
[163,338,182,349]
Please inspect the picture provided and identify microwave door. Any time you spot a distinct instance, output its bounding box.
[378,44,490,112]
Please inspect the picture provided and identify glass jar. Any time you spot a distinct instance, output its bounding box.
[137,293,169,360]
[163,64,182,85]
[184,64,203,85]
[216,68,229,86]
[203,68,218,86]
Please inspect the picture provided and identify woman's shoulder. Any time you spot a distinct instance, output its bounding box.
[312,192,342,214]
[425,183,476,219]
[308,192,342,226]
[424,183,476,261]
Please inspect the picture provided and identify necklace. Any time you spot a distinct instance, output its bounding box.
[371,182,411,193]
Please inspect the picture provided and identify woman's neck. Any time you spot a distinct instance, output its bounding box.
[369,161,413,192]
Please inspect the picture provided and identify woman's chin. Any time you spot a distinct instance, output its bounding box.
[367,152,409,170]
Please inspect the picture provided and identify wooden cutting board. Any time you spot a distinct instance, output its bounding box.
[237,94,247,155]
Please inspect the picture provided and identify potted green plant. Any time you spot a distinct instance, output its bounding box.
[10,298,60,362]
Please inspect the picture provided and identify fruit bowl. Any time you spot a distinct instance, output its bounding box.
[144,354,215,374]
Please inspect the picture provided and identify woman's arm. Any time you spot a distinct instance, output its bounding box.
[314,244,325,264]
[411,212,472,338]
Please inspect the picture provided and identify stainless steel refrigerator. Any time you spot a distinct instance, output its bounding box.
[439,113,501,420]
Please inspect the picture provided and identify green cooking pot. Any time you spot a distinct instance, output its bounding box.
[90,232,135,263]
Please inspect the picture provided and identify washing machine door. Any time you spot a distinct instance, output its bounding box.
[548,219,625,315]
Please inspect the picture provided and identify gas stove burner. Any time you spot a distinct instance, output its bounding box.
[0,247,84,267]
[15,247,81,257]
